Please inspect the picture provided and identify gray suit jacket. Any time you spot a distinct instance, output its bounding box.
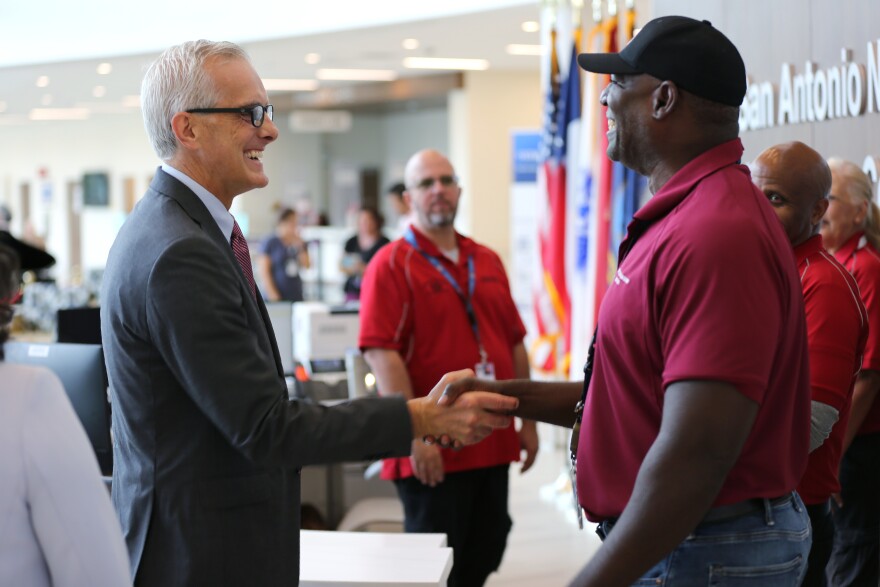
[101,169,411,587]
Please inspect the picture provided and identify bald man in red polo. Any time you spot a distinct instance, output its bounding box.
[751,142,868,587]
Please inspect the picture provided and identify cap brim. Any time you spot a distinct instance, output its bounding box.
[0,233,55,271]
[576,52,640,75]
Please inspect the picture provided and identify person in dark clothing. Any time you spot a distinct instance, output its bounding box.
[341,207,389,301]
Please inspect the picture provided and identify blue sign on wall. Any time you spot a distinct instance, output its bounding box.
[511,131,541,184]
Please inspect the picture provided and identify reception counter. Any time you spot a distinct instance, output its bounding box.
[300,530,452,586]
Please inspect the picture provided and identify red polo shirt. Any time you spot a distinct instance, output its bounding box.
[575,139,811,521]
[795,235,868,504]
[833,231,880,435]
[358,226,525,480]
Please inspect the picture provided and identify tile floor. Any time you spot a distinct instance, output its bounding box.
[486,425,602,586]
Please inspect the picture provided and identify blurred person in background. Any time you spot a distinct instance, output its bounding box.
[257,207,310,302]
[360,150,537,587]
[0,243,131,587]
[751,142,867,586]
[821,158,880,587]
[340,206,389,302]
[385,181,412,232]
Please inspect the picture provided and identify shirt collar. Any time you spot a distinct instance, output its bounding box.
[408,225,474,262]
[793,234,825,264]
[161,163,236,242]
[633,138,746,224]
[833,231,867,264]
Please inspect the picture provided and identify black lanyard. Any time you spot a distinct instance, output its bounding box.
[570,218,651,463]
[404,227,486,361]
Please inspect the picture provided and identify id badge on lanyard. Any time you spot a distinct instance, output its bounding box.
[475,349,495,380]
[285,246,300,277]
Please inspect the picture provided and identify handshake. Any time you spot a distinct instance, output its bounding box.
[406,369,516,449]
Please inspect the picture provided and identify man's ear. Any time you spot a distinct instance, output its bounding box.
[811,197,830,227]
[653,81,678,120]
[170,111,199,151]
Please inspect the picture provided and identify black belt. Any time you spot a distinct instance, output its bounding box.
[595,493,794,541]
[702,493,792,523]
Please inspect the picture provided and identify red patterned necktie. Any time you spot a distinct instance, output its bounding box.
[230,220,256,299]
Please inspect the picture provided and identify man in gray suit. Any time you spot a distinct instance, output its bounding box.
[100,40,517,587]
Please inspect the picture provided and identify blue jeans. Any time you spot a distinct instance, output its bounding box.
[600,493,811,586]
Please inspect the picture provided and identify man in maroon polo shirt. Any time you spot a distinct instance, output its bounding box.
[751,141,868,587]
[441,16,812,586]
[821,158,880,586]
[358,149,538,587]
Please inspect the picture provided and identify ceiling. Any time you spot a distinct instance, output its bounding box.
[0,1,543,124]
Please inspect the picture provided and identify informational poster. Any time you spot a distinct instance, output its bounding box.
[509,130,541,345]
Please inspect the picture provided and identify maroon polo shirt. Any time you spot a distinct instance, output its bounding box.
[576,139,811,521]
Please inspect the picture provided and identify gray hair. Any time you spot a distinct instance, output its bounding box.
[141,40,251,160]
[828,157,880,250]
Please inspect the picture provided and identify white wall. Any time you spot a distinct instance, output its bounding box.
[382,107,450,184]
[238,107,450,241]
[0,112,157,284]
[0,73,538,286]
[0,106,450,283]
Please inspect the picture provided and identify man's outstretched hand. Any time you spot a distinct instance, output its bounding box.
[407,370,518,447]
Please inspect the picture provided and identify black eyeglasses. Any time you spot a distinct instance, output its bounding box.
[411,175,458,190]
[185,104,274,127]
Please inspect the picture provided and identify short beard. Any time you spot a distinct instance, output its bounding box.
[427,212,455,227]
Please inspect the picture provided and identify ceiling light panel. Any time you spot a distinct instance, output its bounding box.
[262,78,319,91]
[316,69,397,81]
[29,108,90,121]
[402,57,489,70]
[506,44,543,56]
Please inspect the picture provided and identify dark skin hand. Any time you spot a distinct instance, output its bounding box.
[439,377,583,428]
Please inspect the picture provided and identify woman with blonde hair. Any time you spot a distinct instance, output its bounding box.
[822,157,880,586]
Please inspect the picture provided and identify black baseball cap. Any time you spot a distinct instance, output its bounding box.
[576,15,746,107]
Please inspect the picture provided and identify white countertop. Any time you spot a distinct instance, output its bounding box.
[300,530,452,587]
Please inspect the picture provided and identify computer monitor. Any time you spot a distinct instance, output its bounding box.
[265,301,294,375]
[4,342,112,476]
[57,307,102,344]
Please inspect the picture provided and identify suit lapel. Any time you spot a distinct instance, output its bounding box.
[254,294,285,379]
[149,169,284,379]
